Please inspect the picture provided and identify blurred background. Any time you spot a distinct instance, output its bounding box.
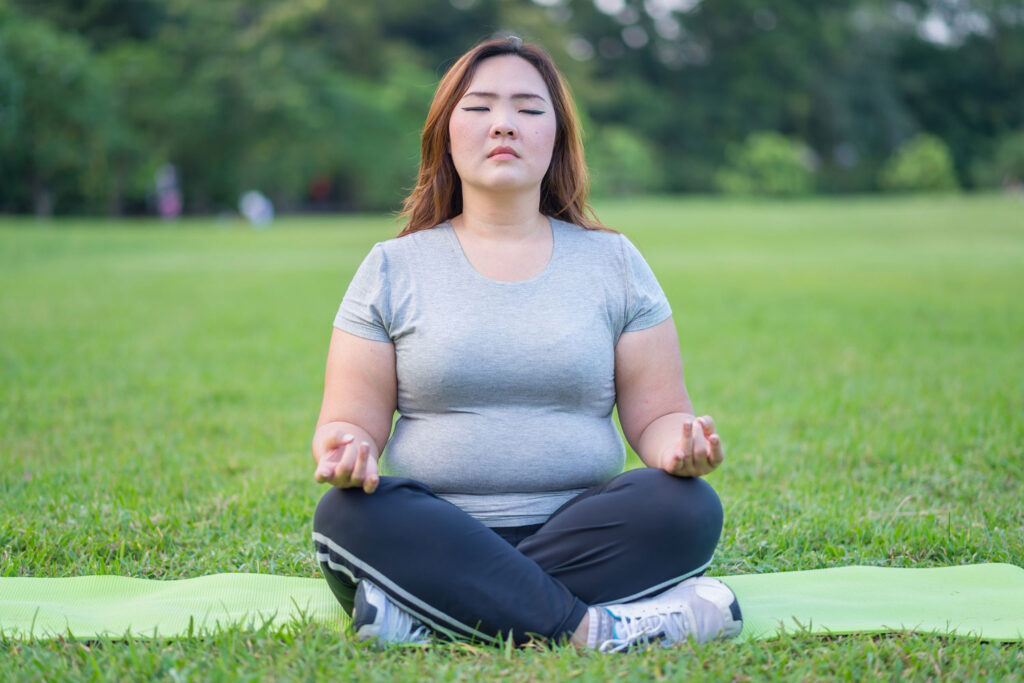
[0,0,1022,217]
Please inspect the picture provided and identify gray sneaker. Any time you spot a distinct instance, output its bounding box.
[598,576,742,653]
[352,580,432,647]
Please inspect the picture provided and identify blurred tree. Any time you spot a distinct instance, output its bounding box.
[3,0,1024,214]
[96,0,436,212]
[715,132,816,196]
[892,3,1024,187]
[971,130,1024,190]
[529,0,1022,193]
[10,0,165,45]
[878,133,960,192]
[0,5,115,215]
[588,125,661,196]
[95,41,171,214]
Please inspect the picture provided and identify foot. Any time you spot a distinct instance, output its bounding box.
[352,580,432,647]
[595,576,742,652]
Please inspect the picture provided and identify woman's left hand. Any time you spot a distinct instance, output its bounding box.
[659,415,724,478]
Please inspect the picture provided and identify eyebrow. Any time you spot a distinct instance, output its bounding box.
[462,91,548,103]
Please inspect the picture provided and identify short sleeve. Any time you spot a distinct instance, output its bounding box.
[333,244,393,342]
[620,235,672,332]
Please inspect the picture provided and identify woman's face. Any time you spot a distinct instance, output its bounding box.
[448,55,557,196]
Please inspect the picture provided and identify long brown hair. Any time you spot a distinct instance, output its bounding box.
[398,36,606,237]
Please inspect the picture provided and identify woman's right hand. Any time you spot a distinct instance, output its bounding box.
[314,430,380,493]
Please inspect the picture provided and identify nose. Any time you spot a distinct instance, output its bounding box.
[490,114,517,138]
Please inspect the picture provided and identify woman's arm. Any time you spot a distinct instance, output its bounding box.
[311,328,398,493]
[614,317,724,477]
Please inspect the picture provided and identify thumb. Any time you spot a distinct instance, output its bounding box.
[324,431,354,450]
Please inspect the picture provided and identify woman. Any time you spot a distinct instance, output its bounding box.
[311,36,741,652]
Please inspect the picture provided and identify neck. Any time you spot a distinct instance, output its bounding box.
[456,184,545,239]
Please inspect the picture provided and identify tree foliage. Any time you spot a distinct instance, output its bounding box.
[1,0,1022,215]
[588,125,661,197]
[716,132,816,197]
[0,5,114,214]
[878,134,960,192]
[971,129,1024,189]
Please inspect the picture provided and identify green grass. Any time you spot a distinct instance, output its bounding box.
[2,194,1022,680]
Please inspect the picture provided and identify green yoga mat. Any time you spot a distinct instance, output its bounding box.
[1,564,1022,641]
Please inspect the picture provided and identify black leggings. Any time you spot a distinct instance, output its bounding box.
[312,468,723,644]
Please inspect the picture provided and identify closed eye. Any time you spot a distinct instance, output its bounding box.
[460,107,546,115]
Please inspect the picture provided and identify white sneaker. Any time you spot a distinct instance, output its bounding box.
[352,580,432,647]
[598,576,742,653]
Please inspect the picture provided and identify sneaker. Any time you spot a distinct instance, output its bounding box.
[352,580,432,647]
[598,576,742,653]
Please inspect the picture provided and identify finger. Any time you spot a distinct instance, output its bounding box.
[668,451,693,478]
[692,421,711,458]
[350,442,370,485]
[315,435,352,481]
[709,434,724,467]
[325,431,355,450]
[316,433,353,477]
[363,450,380,494]
[681,452,697,476]
[698,415,716,437]
[682,420,694,456]
[332,439,359,484]
[316,448,343,477]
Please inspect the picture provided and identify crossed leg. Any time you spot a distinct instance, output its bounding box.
[312,468,723,644]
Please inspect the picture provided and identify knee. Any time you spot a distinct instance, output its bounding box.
[616,468,722,509]
[313,487,362,552]
[313,486,357,536]
[312,482,390,544]
[616,469,724,541]
[661,475,723,551]
[658,471,722,516]
[312,477,432,547]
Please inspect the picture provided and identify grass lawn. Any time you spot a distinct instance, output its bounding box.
[1,194,1022,679]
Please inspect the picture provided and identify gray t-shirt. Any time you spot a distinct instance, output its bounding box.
[334,217,671,526]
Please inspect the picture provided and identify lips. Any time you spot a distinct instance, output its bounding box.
[487,146,519,158]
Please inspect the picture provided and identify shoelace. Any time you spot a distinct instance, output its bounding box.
[396,620,431,644]
[385,604,432,644]
[599,609,693,653]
